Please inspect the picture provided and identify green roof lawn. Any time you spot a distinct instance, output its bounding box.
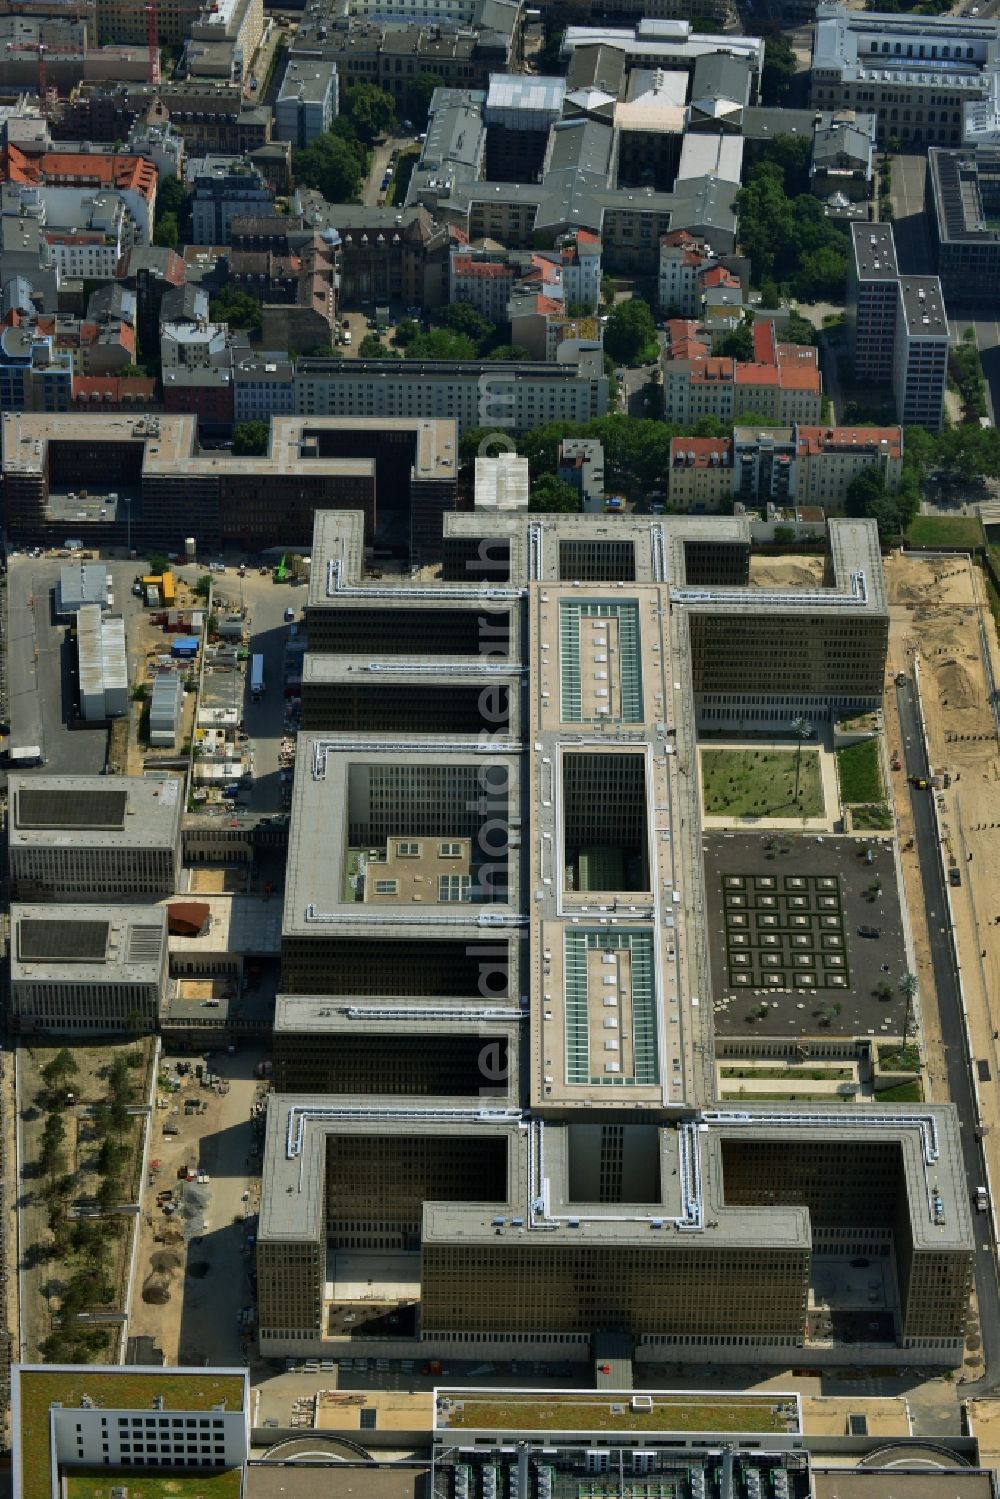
[20,1371,244,1499]
[65,1471,243,1499]
[437,1394,797,1434]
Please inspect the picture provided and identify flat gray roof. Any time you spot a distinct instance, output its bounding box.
[10,774,183,849]
[11,903,166,985]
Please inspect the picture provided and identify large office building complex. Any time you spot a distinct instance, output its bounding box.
[848,222,948,432]
[256,506,972,1367]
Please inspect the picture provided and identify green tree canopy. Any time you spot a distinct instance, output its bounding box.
[357,333,400,359]
[153,212,179,249]
[233,420,270,456]
[342,82,396,144]
[749,133,811,196]
[209,286,262,334]
[719,324,754,361]
[736,167,849,299]
[530,474,582,513]
[407,70,440,126]
[758,32,796,106]
[604,298,659,365]
[431,302,497,346]
[486,344,532,361]
[294,128,368,203]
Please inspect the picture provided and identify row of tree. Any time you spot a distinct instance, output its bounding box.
[35,1049,140,1363]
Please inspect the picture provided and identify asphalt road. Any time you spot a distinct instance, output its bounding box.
[896,676,1000,1384]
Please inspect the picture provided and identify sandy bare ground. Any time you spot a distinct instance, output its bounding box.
[885,553,1000,1379]
[748,556,827,589]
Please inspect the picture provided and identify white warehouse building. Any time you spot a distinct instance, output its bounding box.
[77,604,128,721]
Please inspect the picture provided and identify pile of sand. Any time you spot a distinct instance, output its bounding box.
[935,657,977,710]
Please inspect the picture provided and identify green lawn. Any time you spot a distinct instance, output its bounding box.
[440,1394,797,1434]
[701,747,824,819]
[720,1066,854,1081]
[66,1472,242,1499]
[388,148,420,206]
[906,514,983,549]
[851,804,893,831]
[874,1079,924,1102]
[836,738,883,803]
[878,1043,920,1072]
[20,1371,244,1499]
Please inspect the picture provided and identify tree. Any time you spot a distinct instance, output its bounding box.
[719,324,754,362]
[156,175,187,218]
[294,130,368,203]
[342,82,396,145]
[899,972,919,1039]
[758,33,796,107]
[749,133,811,197]
[604,298,658,366]
[208,287,262,335]
[402,328,477,360]
[529,474,582,514]
[791,716,812,801]
[192,574,212,600]
[108,1054,133,1105]
[407,70,440,126]
[486,344,532,361]
[153,212,179,249]
[40,1113,66,1177]
[357,333,400,359]
[41,1050,78,1094]
[148,552,170,576]
[232,420,270,456]
[432,303,496,346]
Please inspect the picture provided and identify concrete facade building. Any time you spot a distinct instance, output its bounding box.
[928,145,1000,304]
[848,222,948,432]
[9,902,168,1032]
[187,154,273,244]
[293,348,608,438]
[253,507,968,1366]
[811,4,1000,147]
[8,774,183,901]
[275,60,339,147]
[11,1365,250,1499]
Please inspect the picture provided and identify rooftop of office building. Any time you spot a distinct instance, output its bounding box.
[8,774,182,848]
[10,903,166,985]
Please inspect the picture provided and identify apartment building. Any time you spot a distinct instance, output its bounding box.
[658,231,747,317]
[811,4,1000,146]
[928,145,1000,304]
[9,902,168,1033]
[848,222,948,432]
[293,348,609,438]
[730,423,904,511]
[0,142,157,244]
[662,321,824,426]
[7,775,183,901]
[187,155,273,243]
[667,436,735,511]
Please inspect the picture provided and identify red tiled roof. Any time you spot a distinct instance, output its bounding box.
[669,436,733,467]
[796,424,901,458]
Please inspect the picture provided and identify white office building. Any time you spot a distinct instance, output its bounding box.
[275,59,339,147]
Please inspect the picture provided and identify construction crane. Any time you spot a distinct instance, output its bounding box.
[145,0,160,85]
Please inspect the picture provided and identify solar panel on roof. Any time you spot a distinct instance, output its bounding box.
[19,919,110,963]
[17,788,128,830]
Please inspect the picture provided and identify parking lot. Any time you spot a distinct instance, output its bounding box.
[704,833,909,1037]
[6,554,152,773]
